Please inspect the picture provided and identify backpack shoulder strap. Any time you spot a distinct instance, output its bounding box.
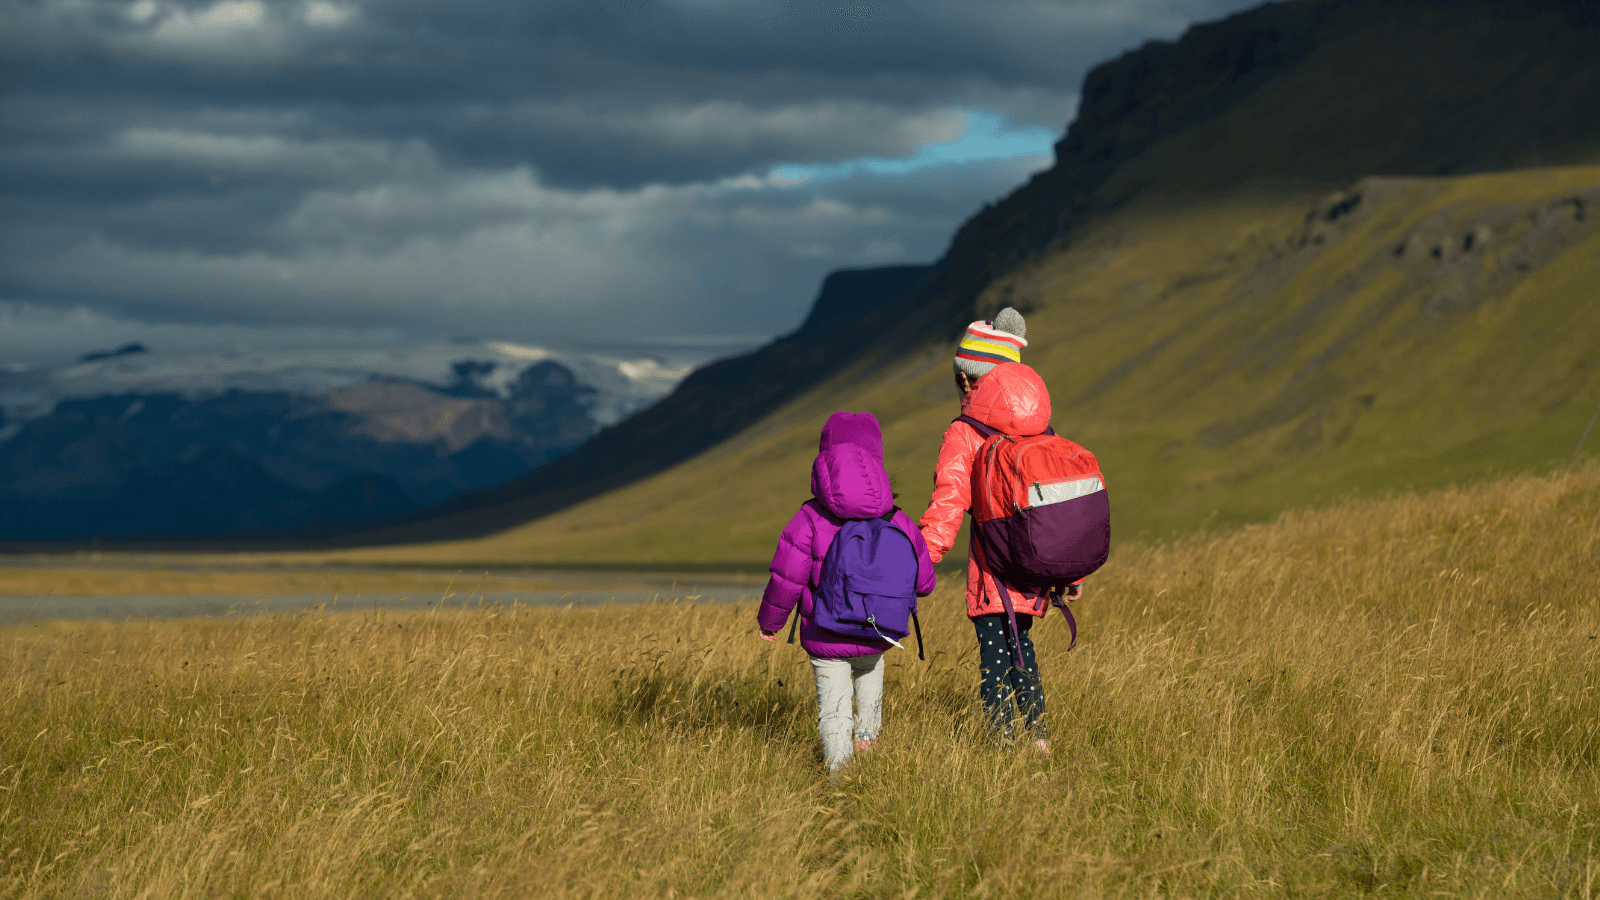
[957,414,1058,438]
[954,414,998,438]
[792,499,845,647]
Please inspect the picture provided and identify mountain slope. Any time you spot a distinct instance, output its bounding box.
[260,0,1600,561]
[312,163,1600,566]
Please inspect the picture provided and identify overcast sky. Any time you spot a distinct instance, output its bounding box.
[0,0,1261,368]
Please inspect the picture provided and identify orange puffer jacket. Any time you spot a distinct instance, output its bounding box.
[919,362,1060,619]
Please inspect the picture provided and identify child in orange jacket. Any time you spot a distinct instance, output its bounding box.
[919,309,1082,752]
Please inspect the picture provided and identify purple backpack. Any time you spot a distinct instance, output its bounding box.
[795,507,925,659]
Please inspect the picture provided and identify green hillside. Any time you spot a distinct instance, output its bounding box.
[321,164,1600,566]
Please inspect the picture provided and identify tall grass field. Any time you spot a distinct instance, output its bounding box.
[4,466,1598,898]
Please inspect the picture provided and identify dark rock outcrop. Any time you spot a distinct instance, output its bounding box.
[911,0,1600,332]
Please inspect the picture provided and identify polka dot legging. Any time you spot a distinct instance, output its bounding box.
[973,613,1047,742]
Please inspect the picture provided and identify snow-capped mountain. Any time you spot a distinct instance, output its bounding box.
[0,340,690,443]
[0,341,696,540]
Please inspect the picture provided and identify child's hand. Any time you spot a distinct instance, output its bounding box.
[1066,584,1084,601]
[759,629,778,642]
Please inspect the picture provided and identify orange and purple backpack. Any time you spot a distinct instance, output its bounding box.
[960,414,1111,668]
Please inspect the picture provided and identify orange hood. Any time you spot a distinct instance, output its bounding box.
[960,362,1051,436]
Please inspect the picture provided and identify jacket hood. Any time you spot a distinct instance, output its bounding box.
[961,362,1052,436]
[817,410,883,457]
[811,411,893,519]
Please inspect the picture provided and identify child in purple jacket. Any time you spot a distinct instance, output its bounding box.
[757,411,937,773]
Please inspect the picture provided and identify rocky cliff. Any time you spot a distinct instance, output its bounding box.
[916,0,1600,331]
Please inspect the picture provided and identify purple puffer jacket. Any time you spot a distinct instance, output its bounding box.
[757,411,937,658]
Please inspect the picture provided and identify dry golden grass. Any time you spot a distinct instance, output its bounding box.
[3,465,1597,898]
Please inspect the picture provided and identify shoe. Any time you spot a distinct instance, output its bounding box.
[1032,739,1051,756]
[855,737,878,754]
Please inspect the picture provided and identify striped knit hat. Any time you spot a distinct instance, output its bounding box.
[954,307,1027,380]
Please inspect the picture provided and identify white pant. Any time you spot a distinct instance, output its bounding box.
[810,653,885,773]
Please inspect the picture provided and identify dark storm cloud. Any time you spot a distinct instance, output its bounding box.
[4,0,1259,186]
[0,0,1260,357]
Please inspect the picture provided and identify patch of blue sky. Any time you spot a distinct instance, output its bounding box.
[766,110,1056,185]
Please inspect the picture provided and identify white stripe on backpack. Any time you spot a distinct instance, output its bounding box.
[1029,477,1105,507]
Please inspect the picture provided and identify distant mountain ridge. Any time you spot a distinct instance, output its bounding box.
[0,342,691,539]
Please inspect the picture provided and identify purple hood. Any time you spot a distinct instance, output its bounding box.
[810,411,892,520]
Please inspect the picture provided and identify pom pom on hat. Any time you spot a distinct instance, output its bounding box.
[993,307,1026,340]
[954,307,1027,379]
